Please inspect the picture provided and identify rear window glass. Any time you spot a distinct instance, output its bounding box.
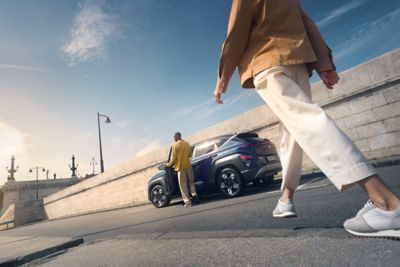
[237,133,258,139]
[194,142,216,158]
[214,137,229,147]
[238,137,264,144]
[222,139,242,148]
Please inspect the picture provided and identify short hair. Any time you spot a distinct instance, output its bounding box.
[174,132,182,138]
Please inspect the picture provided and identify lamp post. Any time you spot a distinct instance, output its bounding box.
[6,155,18,181]
[29,166,46,200]
[69,155,78,178]
[97,112,111,173]
[90,157,97,175]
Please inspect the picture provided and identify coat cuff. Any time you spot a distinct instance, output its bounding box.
[314,46,336,74]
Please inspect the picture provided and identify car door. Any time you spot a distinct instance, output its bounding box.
[165,147,180,196]
[191,141,218,188]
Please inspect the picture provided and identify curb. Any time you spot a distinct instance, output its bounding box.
[370,156,400,168]
[0,238,84,267]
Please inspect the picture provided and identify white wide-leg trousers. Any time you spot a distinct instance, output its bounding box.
[254,64,376,191]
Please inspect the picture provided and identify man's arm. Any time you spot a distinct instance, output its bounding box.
[214,0,253,96]
[167,144,178,167]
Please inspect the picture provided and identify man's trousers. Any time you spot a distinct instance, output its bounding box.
[178,166,197,203]
[254,64,376,191]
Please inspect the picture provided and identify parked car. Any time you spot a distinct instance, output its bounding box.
[148,132,282,208]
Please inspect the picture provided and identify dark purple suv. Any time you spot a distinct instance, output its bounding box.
[148,132,282,208]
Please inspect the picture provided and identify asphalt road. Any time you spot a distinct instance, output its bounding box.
[2,165,400,266]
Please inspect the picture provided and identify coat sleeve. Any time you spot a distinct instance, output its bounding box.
[167,144,178,167]
[215,0,253,93]
[300,7,336,74]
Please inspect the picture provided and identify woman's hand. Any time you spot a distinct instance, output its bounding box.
[319,70,340,89]
[213,89,224,104]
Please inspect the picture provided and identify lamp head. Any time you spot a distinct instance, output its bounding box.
[29,169,32,173]
[42,168,45,172]
[105,117,111,124]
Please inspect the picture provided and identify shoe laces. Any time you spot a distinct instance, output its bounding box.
[357,200,374,216]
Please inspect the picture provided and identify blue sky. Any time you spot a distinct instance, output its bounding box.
[0,0,399,182]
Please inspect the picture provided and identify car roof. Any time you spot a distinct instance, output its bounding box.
[192,132,259,147]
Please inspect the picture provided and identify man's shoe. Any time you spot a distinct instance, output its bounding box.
[344,200,400,239]
[184,202,192,208]
[192,195,200,204]
[273,199,297,218]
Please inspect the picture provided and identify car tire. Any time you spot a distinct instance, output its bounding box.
[254,175,274,187]
[217,167,245,198]
[150,185,171,208]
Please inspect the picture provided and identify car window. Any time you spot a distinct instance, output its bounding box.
[193,141,216,158]
[214,137,229,148]
[221,139,242,149]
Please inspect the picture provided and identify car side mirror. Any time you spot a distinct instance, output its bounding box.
[158,164,166,171]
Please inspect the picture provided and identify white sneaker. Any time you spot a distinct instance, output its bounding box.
[344,200,400,239]
[273,199,297,218]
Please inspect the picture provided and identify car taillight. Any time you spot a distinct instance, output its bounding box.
[239,155,253,167]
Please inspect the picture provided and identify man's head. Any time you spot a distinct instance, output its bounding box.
[173,132,182,142]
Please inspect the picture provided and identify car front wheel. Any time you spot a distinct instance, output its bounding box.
[217,167,244,198]
[151,185,171,208]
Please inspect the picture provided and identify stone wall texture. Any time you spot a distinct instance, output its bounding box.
[43,49,400,220]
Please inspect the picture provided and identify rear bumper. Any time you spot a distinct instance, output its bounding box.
[241,162,282,181]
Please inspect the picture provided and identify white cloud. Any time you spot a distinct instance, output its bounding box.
[0,121,29,184]
[62,0,120,66]
[135,139,162,158]
[196,92,246,119]
[0,63,49,72]
[316,0,366,28]
[144,120,169,131]
[144,98,214,132]
[116,119,131,129]
[111,137,121,144]
[0,121,26,158]
[143,93,247,131]
[82,132,96,139]
[334,7,400,60]
[173,98,214,117]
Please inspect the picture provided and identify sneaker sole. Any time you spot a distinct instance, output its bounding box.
[345,228,400,239]
[273,212,297,218]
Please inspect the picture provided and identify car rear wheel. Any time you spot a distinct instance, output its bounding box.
[151,185,171,208]
[217,167,244,198]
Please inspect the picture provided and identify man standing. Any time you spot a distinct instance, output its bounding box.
[213,0,399,238]
[167,132,198,207]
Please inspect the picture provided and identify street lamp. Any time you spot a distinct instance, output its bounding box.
[90,157,98,175]
[29,166,46,200]
[97,112,111,173]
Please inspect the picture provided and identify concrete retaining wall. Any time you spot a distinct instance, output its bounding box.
[0,200,45,230]
[43,49,400,220]
[0,178,80,216]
